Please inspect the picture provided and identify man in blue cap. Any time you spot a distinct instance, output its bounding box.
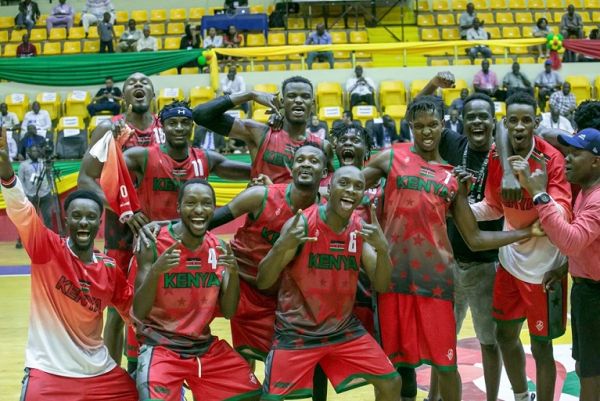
[510,127,600,401]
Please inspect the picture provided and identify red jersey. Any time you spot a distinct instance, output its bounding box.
[137,145,210,221]
[112,113,164,150]
[3,178,132,377]
[136,225,224,356]
[380,143,459,301]
[273,204,366,349]
[251,128,324,183]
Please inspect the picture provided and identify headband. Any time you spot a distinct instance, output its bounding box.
[161,107,193,121]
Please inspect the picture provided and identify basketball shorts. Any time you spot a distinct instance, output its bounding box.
[136,339,261,401]
[262,334,398,400]
[20,366,137,401]
[230,279,277,361]
[377,293,458,370]
[493,266,567,341]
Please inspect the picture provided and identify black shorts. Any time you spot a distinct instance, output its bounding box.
[571,278,600,378]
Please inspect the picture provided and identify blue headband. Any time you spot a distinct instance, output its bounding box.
[161,107,193,121]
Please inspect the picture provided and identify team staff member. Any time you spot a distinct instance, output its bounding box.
[512,127,600,401]
[0,140,137,401]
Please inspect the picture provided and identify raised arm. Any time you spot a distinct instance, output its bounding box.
[358,205,392,293]
[208,185,267,229]
[77,121,115,205]
[416,71,456,98]
[123,146,147,183]
[217,242,240,319]
[362,147,391,189]
[206,150,251,181]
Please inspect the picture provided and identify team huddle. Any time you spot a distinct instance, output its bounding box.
[1,71,599,401]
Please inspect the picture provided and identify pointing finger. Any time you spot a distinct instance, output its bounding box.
[165,240,181,254]
[301,237,318,242]
[369,203,379,225]
[292,209,303,224]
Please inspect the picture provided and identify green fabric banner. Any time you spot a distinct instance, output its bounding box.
[0,50,202,86]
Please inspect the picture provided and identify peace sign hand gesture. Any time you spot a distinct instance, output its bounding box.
[356,204,388,252]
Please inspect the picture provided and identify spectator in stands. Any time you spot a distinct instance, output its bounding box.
[204,27,223,49]
[560,4,584,39]
[17,144,54,231]
[467,18,491,61]
[445,108,463,135]
[399,119,412,142]
[194,126,226,153]
[223,25,243,48]
[0,103,20,134]
[16,33,37,58]
[220,66,248,113]
[550,82,577,122]
[539,104,574,133]
[533,17,551,58]
[17,125,46,160]
[473,59,500,99]
[7,133,18,162]
[367,114,399,148]
[87,76,123,116]
[346,65,376,108]
[450,88,469,114]
[535,59,562,111]
[333,110,361,130]
[15,0,40,32]
[81,0,115,37]
[21,102,51,137]
[136,24,158,52]
[306,114,328,140]
[118,19,142,52]
[305,23,334,69]
[459,2,477,40]
[502,61,533,98]
[46,0,74,36]
[98,12,115,53]
[177,24,201,74]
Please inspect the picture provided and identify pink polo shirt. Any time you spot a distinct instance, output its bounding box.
[473,70,498,90]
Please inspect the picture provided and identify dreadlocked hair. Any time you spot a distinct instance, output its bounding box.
[574,100,600,131]
[329,124,372,160]
[159,100,192,123]
[406,95,444,122]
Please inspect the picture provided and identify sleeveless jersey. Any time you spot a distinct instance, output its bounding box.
[381,143,459,301]
[137,145,210,221]
[104,114,164,250]
[136,225,224,356]
[251,128,324,183]
[273,204,367,349]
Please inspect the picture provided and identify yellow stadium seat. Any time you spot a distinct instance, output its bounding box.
[350,31,368,44]
[150,9,167,23]
[593,12,600,24]
[10,30,23,42]
[312,62,331,70]
[352,105,378,126]
[595,76,600,99]
[584,0,599,7]
[36,14,47,27]
[437,14,455,26]
[0,31,7,43]
[517,56,536,64]
[477,12,494,24]
[410,80,430,100]
[452,0,467,10]
[331,31,348,43]
[289,63,304,71]
[149,23,165,36]
[515,12,533,24]
[472,0,486,8]
[250,5,265,13]
[180,67,198,75]
[83,41,99,53]
[547,0,564,8]
[380,81,407,108]
[246,33,266,47]
[432,0,450,10]
[163,37,179,50]
[115,10,128,23]
[442,79,468,106]
[0,16,13,29]
[579,12,591,23]
[252,83,278,110]
[65,91,91,119]
[421,28,440,41]
[502,27,521,38]
[267,64,287,71]
[167,23,185,35]
[62,41,81,54]
[494,101,506,119]
[333,50,351,60]
[486,26,501,39]
[455,58,473,65]
[130,10,149,22]
[309,17,325,30]
[489,0,506,8]
[188,7,205,20]
[168,8,186,21]
[5,93,30,121]
[442,28,460,40]
[268,32,286,46]
[431,59,451,66]
[385,105,407,127]
[88,115,113,134]
[566,76,592,105]
[48,28,67,41]
[159,68,178,76]
[418,14,435,26]
[528,0,546,8]
[114,25,125,37]
[87,26,99,39]
[522,26,534,37]
[36,92,61,120]
[494,57,513,64]
[496,13,515,25]
[509,46,529,54]
[317,82,343,108]
[42,42,61,56]
[156,38,163,50]
[287,32,306,46]
[252,108,271,123]
[57,116,85,132]
[287,17,305,29]
[346,17,365,28]
[318,106,342,127]
[508,0,527,8]
[158,88,184,110]
[417,0,430,11]
[68,27,85,40]
[334,61,353,69]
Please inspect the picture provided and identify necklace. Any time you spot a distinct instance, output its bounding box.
[462,145,489,204]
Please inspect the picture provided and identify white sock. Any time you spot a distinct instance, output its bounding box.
[514,392,529,401]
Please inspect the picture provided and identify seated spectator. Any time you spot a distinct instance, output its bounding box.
[550,82,577,121]
[16,34,37,58]
[194,126,226,153]
[459,2,477,40]
[533,17,551,58]
[306,115,328,140]
[473,59,500,99]
[346,65,376,108]
[6,132,19,161]
[502,61,533,98]
[118,19,142,52]
[98,12,115,53]
[539,104,574,133]
[449,88,469,114]
[466,18,491,61]
[332,110,362,131]
[223,25,243,48]
[399,119,413,142]
[15,0,40,32]
[1,103,20,134]
[87,76,122,116]
[366,115,399,148]
[204,27,223,49]
[220,66,248,113]
[177,24,201,74]
[81,0,115,37]
[560,4,584,39]
[445,108,463,135]
[46,0,74,36]
[17,124,46,160]
[305,23,334,70]
[136,24,158,52]
[21,102,51,137]
[535,59,562,111]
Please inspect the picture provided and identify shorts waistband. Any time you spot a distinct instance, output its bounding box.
[573,277,600,286]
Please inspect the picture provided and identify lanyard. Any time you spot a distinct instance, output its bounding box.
[462,146,488,204]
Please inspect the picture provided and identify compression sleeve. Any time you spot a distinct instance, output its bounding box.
[209,205,235,230]
[192,95,236,136]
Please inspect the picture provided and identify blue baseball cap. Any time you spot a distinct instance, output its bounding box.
[557,128,600,155]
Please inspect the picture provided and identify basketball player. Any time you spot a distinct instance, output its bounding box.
[257,166,401,400]
[133,179,261,401]
[362,96,542,401]
[0,141,137,401]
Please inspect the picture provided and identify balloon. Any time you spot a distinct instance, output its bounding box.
[546,33,563,51]
[197,55,207,66]
[202,50,210,58]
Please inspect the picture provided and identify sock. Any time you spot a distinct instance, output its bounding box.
[514,391,529,401]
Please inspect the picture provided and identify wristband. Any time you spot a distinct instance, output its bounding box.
[1,174,16,188]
